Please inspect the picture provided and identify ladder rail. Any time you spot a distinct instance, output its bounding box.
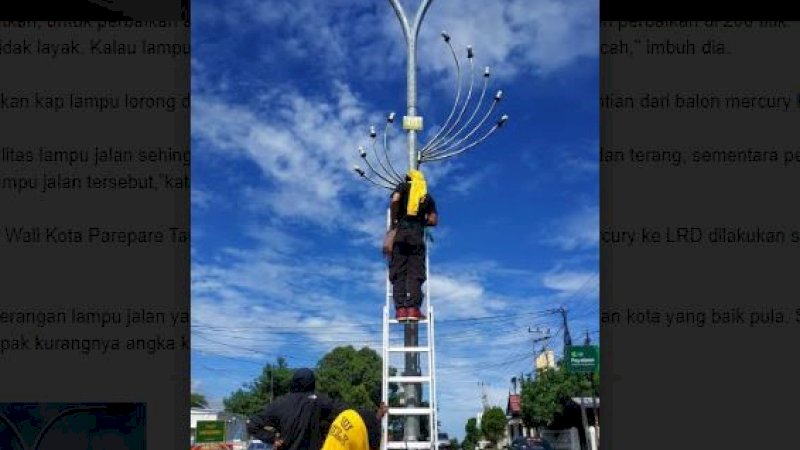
[427,306,434,449]
[382,304,390,450]
[383,208,391,450]
[426,232,438,450]
[430,305,438,450]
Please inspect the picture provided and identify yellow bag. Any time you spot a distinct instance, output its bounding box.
[405,170,427,217]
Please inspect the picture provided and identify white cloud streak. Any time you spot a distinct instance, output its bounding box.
[544,205,599,251]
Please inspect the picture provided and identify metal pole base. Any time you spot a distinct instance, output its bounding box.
[403,321,420,441]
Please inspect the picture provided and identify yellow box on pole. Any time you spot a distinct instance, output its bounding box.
[402,116,423,131]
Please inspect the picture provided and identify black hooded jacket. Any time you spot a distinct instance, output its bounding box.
[247,369,349,450]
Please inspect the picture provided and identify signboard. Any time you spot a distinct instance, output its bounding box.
[195,420,225,443]
[402,115,423,131]
[566,345,599,373]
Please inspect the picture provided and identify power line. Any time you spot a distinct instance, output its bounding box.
[189,306,563,332]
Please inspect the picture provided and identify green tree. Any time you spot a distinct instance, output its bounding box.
[315,346,383,410]
[191,393,209,408]
[462,417,480,450]
[221,347,389,421]
[480,407,507,448]
[519,361,599,429]
[449,438,460,449]
[223,388,265,417]
[223,357,294,416]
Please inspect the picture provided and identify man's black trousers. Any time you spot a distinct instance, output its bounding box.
[389,239,426,309]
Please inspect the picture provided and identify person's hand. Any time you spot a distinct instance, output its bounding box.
[376,402,389,420]
[274,439,284,450]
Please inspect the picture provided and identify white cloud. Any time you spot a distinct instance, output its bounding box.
[428,273,506,318]
[556,140,599,180]
[193,84,393,231]
[444,164,499,196]
[542,269,598,298]
[191,213,396,360]
[545,205,598,251]
[198,0,597,82]
[390,0,597,83]
[191,188,218,210]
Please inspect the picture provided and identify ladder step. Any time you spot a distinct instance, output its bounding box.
[388,319,429,324]
[386,442,433,449]
[387,376,431,384]
[388,346,430,352]
[388,407,432,415]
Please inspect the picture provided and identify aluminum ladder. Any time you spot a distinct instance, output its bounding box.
[381,212,438,450]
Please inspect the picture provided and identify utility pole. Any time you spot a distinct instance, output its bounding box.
[479,381,490,411]
[559,307,572,355]
[584,330,600,443]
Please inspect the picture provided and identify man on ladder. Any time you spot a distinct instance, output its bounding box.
[384,169,438,322]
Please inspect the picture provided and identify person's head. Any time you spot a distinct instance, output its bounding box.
[289,368,316,393]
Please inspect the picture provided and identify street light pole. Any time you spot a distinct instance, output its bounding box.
[355,3,509,447]
[387,0,432,171]
[387,0,434,442]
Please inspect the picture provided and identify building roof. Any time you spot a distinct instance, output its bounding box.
[191,408,221,413]
[569,397,599,408]
[507,394,522,415]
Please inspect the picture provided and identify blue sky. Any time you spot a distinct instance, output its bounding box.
[191,0,598,440]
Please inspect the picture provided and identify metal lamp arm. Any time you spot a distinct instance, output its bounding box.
[426,53,475,152]
[420,35,462,152]
[423,66,489,156]
[422,118,506,163]
[382,117,404,180]
[424,95,499,158]
[371,130,403,183]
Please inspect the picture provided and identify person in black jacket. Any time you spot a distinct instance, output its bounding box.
[247,369,347,450]
[247,369,387,450]
[386,169,438,321]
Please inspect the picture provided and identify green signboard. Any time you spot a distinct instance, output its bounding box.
[196,420,225,443]
[566,345,599,373]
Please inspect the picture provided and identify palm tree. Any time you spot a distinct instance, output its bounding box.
[191,393,209,408]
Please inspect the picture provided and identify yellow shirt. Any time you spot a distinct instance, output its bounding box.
[321,410,369,450]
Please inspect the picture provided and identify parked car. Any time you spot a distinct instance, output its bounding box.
[247,439,272,450]
[438,432,451,450]
[510,436,553,450]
